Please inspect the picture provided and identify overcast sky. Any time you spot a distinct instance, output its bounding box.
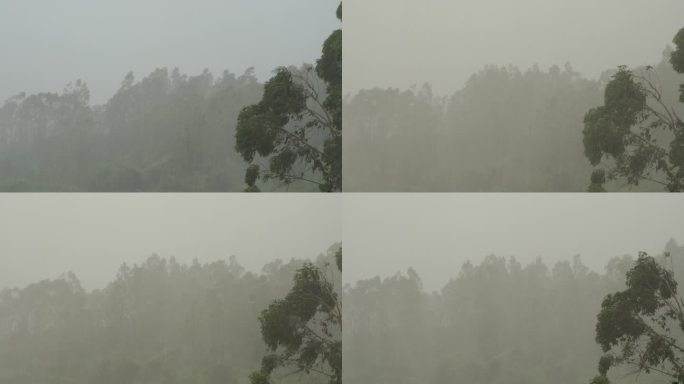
[0,194,341,291]
[344,0,684,96]
[343,194,684,292]
[0,0,339,104]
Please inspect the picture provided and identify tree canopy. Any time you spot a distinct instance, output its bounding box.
[251,248,342,384]
[235,3,341,192]
[0,9,339,193]
[344,240,684,384]
[592,252,684,384]
[344,64,600,191]
[0,68,266,191]
[583,26,684,191]
[0,247,339,384]
[671,26,684,102]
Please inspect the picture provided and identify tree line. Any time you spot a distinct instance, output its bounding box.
[0,69,262,191]
[0,245,340,384]
[344,63,605,191]
[0,4,341,192]
[344,239,684,384]
[344,26,684,192]
[583,26,684,191]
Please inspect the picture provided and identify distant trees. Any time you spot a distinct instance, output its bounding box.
[344,85,445,190]
[344,267,431,382]
[344,240,684,384]
[344,64,600,191]
[0,3,341,193]
[98,68,263,191]
[0,81,97,191]
[672,26,684,102]
[250,248,342,384]
[0,68,263,191]
[344,26,684,192]
[236,3,341,192]
[592,252,684,384]
[0,249,339,384]
[583,26,684,191]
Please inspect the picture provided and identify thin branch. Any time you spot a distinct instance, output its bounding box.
[277,125,324,157]
[292,69,337,136]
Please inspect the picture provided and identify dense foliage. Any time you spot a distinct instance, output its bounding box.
[670,26,684,102]
[344,240,684,384]
[345,32,684,192]
[251,248,341,384]
[236,3,341,192]
[0,246,340,384]
[583,27,684,191]
[592,252,684,384]
[344,64,602,191]
[0,68,264,191]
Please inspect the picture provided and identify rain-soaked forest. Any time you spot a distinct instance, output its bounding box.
[344,47,684,191]
[0,245,341,384]
[343,0,684,192]
[0,69,262,191]
[0,2,341,192]
[344,239,684,384]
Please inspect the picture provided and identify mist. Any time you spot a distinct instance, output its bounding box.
[0,194,341,383]
[343,0,684,192]
[343,194,684,384]
[0,194,341,290]
[0,0,339,104]
[0,1,341,192]
[343,193,684,292]
[344,0,684,95]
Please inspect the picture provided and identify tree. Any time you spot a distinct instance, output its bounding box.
[0,81,97,191]
[0,67,263,191]
[344,63,600,192]
[250,248,342,384]
[591,252,684,384]
[0,252,340,383]
[671,26,684,102]
[587,169,607,192]
[236,3,341,192]
[344,252,610,384]
[583,26,684,192]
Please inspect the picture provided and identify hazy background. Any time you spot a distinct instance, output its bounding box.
[0,0,339,104]
[0,194,341,290]
[343,0,684,192]
[343,194,684,384]
[344,0,684,95]
[343,193,684,291]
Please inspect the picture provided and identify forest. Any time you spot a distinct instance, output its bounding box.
[0,4,341,192]
[344,27,684,192]
[0,245,341,384]
[0,69,260,191]
[344,239,684,384]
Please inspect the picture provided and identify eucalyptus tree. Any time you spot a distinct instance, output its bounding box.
[236,3,341,192]
[583,26,684,191]
[250,248,342,384]
[591,252,684,384]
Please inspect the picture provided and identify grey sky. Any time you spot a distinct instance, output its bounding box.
[343,194,684,292]
[0,194,341,291]
[344,0,684,96]
[0,0,339,104]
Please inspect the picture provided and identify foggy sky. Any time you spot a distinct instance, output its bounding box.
[0,194,341,291]
[0,0,339,104]
[344,0,684,96]
[343,194,684,292]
